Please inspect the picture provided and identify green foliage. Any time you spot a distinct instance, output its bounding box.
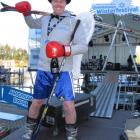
[0,44,28,61]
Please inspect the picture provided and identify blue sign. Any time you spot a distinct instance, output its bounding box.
[91,0,139,15]
[0,86,2,100]
[3,86,33,109]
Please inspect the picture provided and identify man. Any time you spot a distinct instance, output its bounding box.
[127,55,133,71]
[15,0,88,139]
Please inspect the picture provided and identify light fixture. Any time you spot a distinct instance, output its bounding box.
[104,35,109,42]
[122,34,125,41]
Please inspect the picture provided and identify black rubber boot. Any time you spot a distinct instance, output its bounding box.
[65,124,78,140]
[22,117,38,140]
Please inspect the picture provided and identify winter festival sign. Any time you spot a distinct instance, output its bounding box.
[91,0,139,15]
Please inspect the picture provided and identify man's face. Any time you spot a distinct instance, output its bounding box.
[51,0,67,15]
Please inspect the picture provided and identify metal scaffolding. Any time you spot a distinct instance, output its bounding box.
[101,20,138,72]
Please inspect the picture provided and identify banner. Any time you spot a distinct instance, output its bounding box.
[3,86,33,109]
[28,28,42,70]
[91,0,139,15]
[28,47,40,70]
[29,29,41,41]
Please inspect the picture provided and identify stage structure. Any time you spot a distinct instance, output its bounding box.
[87,0,140,71]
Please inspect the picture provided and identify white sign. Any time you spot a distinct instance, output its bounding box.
[91,0,139,15]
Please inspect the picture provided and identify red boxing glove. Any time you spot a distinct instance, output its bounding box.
[46,41,64,58]
[15,1,31,16]
[46,41,71,58]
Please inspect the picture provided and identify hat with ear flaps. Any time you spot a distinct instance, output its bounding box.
[48,0,71,4]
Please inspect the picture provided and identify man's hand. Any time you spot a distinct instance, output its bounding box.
[15,1,31,16]
[46,41,71,58]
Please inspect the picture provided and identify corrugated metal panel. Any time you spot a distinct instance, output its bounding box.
[90,71,119,118]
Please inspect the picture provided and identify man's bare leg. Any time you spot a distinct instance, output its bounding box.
[63,101,77,140]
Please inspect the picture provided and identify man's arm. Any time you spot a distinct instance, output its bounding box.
[24,16,42,29]
[70,20,88,56]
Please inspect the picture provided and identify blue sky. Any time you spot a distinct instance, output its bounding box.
[0,0,139,50]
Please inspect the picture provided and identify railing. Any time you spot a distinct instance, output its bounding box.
[116,73,139,111]
[0,68,24,86]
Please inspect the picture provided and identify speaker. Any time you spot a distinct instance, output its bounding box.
[106,62,113,70]
[114,63,120,70]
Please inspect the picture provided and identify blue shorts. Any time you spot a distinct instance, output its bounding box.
[33,70,75,101]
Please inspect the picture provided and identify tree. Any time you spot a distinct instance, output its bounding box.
[0,44,28,61]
